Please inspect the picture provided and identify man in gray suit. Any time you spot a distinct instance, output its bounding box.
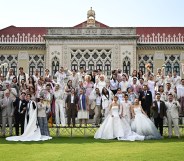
[1,89,14,137]
[165,93,181,138]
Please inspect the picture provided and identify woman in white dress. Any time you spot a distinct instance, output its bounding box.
[94,96,144,141]
[147,74,156,101]
[101,87,113,118]
[131,98,162,139]
[6,94,52,141]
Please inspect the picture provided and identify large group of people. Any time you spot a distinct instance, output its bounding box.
[0,64,183,141]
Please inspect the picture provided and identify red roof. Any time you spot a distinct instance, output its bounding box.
[136,27,184,36]
[0,25,47,36]
[73,20,109,28]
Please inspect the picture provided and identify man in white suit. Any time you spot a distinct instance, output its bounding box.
[1,89,14,137]
[165,93,180,138]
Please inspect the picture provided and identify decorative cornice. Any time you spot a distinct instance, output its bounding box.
[47,28,136,36]
[137,33,184,44]
[0,44,46,50]
[137,44,184,50]
[0,33,45,44]
[44,35,139,40]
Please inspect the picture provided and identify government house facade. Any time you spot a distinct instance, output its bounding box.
[0,8,184,78]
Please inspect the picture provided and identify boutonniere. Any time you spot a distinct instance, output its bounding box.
[147,93,150,95]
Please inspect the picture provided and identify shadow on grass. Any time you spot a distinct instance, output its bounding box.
[0,136,184,145]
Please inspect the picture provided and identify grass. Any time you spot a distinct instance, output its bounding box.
[0,137,184,161]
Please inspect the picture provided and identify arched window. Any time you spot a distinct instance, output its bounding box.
[104,60,111,76]
[52,57,59,75]
[88,60,94,72]
[71,59,78,71]
[29,62,36,76]
[37,61,44,76]
[123,56,131,75]
[80,59,86,70]
[165,62,172,75]
[1,62,9,77]
[139,62,145,73]
[148,62,153,73]
[173,62,180,75]
[96,59,103,70]
[11,62,17,75]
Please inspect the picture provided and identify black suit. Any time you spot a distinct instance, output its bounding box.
[152,100,166,136]
[13,98,28,135]
[139,90,153,117]
[65,94,78,127]
[90,74,96,84]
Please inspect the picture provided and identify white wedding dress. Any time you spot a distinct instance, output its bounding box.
[131,107,161,139]
[6,101,52,142]
[94,105,144,141]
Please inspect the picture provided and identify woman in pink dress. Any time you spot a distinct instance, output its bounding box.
[83,75,94,97]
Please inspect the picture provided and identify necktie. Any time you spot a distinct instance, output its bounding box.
[144,91,147,96]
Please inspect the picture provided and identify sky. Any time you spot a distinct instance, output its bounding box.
[1,0,184,29]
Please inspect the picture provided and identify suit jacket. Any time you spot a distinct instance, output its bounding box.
[13,97,28,115]
[139,90,153,110]
[65,94,78,109]
[152,100,166,118]
[1,97,14,117]
[165,101,180,119]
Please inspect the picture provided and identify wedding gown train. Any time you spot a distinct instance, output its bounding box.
[6,102,52,141]
[131,107,161,139]
[94,106,145,141]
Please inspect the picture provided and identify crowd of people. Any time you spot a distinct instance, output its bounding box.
[0,64,183,141]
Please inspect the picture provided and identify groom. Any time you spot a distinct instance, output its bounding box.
[14,92,28,135]
[139,84,153,117]
[151,93,166,136]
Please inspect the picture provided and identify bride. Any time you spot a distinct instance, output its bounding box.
[6,94,52,141]
[131,98,161,139]
[94,96,144,141]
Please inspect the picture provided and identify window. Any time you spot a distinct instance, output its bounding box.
[104,60,111,76]
[11,62,17,75]
[37,62,44,76]
[80,59,86,70]
[165,55,180,76]
[71,60,78,71]
[123,56,130,75]
[52,57,59,75]
[96,59,103,70]
[139,62,145,73]
[165,62,172,75]
[29,62,36,76]
[88,60,94,73]
[173,62,180,75]
[70,49,112,73]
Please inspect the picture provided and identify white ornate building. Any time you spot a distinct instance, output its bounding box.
[0,8,184,77]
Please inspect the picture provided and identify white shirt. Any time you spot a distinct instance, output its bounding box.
[119,81,129,92]
[177,84,184,99]
[71,95,74,103]
[55,71,66,85]
[110,79,118,90]
[96,95,101,106]
[157,101,160,113]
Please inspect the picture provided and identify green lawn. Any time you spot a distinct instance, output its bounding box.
[0,137,184,161]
